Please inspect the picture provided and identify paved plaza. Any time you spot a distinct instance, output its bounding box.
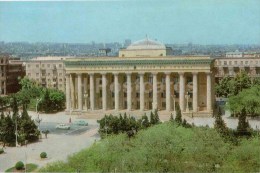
[0,110,259,171]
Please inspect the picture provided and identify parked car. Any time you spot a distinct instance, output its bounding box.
[74,120,88,126]
[56,123,70,130]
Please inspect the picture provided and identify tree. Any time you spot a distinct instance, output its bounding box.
[153,109,160,124]
[0,114,15,146]
[49,90,65,111]
[40,89,52,113]
[19,104,39,143]
[175,104,182,124]
[227,85,260,117]
[236,108,251,136]
[214,107,229,136]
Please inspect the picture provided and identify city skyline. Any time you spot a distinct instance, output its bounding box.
[0,0,260,44]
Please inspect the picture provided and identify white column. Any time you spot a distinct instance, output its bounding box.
[139,73,145,111]
[192,72,198,112]
[102,73,107,111]
[65,74,71,111]
[70,74,75,109]
[83,75,88,110]
[152,72,158,110]
[206,72,212,112]
[166,72,171,111]
[89,73,95,111]
[179,72,185,111]
[114,73,119,111]
[126,72,132,111]
[77,73,83,111]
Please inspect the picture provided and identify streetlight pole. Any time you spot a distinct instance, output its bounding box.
[35,98,42,130]
[15,117,18,147]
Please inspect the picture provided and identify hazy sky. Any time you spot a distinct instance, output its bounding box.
[0,0,260,44]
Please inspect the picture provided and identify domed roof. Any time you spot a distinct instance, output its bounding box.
[127,38,166,50]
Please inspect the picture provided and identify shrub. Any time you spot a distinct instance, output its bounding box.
[15,161,24,170]
[40,152,47,158]
[0,148,4,154]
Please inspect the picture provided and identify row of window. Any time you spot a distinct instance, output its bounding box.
[218,60,259,66]
[27,73,63,77]
[27,64,63,68]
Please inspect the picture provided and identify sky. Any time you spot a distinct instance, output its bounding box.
[0,0,260,44]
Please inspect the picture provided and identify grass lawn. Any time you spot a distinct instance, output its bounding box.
[5,163,38,172]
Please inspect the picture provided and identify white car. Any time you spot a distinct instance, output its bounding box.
[56,123,70,130]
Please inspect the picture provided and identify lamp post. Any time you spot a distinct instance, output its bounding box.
[83,92,88,110]
[15,117,18,147]
[35,98,42,130]
[185,92,190,112]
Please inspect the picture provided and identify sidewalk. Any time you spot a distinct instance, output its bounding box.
[0,111,100,172]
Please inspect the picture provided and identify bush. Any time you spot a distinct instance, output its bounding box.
[40,152,47,158]
[15,161,24,170]
[0,148,4,154]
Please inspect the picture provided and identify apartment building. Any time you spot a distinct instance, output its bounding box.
[25,57,66,91]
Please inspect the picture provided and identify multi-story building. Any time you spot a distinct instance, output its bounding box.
[25,57,66,91]
[214,57,260,82]
[7,58,25,93]
[0,54,8,95]
[65,38,215,117]
[0,54,25,95]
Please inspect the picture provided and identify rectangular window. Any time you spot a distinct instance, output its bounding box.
[36,64,39,68]
[224,61,227,65]
[229,61,232,65]
[36,73,39,77]
[234,61,237,65]
[42,64,45,68]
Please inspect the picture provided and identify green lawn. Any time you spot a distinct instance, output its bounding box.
[5,163,38,172]
[39,122,260,172]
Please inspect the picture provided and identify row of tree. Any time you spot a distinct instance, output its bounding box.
[97,110,160,138]
[0,97,39,146]
[215,71,260,97]
[0,77,65,113]
[98,105,193,138]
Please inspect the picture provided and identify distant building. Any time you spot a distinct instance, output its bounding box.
[214,57,260,82]
[0,54,8,95]
[65,38,215,117]
[124,39,132,47]
[119,38,167,57]
[226,50,243,58]
[25,57,66,91]
[7,58,25,94]
[0,54,25,95]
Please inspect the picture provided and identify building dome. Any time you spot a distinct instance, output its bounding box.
[127,38,166,50]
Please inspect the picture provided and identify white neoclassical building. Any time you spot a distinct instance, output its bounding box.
[65,38,215,117]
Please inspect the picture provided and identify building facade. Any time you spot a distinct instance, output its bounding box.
[214,57,260,82]
[0,54,25,95]
[7,59,25,93]
[64,39,215,117]
[25,57,66,91]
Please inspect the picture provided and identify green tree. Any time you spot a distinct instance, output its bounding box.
[175,104,182,124]
[214,107,229,136]
[236,108,251,136]
[49,89,65,111]
[40,89,52,113]
[0,114,15,146]
[227,85,260,117]
[215,76,232,97]
[19,104,39,143]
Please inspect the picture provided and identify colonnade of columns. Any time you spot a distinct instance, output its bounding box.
[65,71,213,113]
